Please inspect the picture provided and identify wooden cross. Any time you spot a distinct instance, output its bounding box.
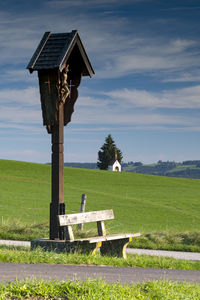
[44,77,51,93]
[68,80,75,98]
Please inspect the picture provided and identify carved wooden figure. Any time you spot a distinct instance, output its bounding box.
[27,30,94,239]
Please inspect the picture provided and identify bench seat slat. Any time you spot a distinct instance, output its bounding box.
[64,233,141,243]
[59,209,114,226]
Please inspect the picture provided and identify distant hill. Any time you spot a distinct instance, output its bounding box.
[122,160,200,179]
[62,160,200,179]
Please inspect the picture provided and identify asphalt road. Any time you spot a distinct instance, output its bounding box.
[0,263,200,284]
[127,248,200,261]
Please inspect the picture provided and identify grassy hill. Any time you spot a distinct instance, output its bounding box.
[0,159,200,236]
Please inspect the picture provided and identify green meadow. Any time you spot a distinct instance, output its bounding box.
[1,279,200,300]
[0,159,200,243]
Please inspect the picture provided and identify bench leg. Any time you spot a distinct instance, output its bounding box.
[92,241,102,255]
[100,237,132,259]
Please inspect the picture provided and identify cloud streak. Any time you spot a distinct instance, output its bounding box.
[0,84,200,133]
[103,85,200,109]
[0,87,39,105]
[48,0,142,9]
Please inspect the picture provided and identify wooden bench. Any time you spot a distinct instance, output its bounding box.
[58,209,141,258]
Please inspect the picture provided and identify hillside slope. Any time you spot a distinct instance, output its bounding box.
[0,159,200,234]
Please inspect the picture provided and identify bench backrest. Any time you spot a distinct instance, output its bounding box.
[58,209,114,226]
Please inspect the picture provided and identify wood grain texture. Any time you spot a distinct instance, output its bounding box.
[58,209,114,226]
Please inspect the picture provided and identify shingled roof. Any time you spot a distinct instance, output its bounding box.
[27,30,94,77]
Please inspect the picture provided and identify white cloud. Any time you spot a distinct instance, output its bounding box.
[0,107,41,124]
[0,69,37,84]
[0,87,42,126]
[96,37,199,78]
[73,96,196,128]
[0,87,39,105]
[0,122,42,133]
[163,72,200,83]
[73,107,192,126]
[1,83,200,133]
[103,85,200,109]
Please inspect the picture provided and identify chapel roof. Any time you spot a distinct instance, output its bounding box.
[109,159,120,166]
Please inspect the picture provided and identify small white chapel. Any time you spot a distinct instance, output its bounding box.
[108,153,121,172]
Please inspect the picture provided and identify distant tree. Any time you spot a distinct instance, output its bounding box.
[134,162,143,167]
[155,160,176,173]
[97,134,123,170]
[183,160,200,166]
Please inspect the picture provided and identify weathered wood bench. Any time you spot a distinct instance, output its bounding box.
[58,209,141,258]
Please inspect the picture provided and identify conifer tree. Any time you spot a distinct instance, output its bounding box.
[97,134,123,170]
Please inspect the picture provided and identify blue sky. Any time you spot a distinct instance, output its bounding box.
[0,0,200,164]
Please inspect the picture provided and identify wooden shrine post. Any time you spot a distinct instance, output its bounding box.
[27,30,94,240]
[50,102,65,239]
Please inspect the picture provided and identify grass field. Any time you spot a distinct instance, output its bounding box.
[1,279,200,300]
[1,245,200,270]
[0,159,200,236]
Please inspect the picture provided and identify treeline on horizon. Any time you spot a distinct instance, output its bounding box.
[63,160,200,179]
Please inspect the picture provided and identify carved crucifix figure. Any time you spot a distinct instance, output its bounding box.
[58,65,70,104]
